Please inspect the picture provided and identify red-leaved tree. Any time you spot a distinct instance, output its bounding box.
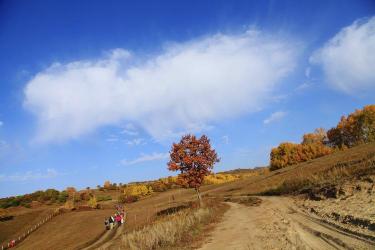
[168,134,220,203]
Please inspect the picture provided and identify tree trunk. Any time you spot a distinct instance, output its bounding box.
[195,187,202,206]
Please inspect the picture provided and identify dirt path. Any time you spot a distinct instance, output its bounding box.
[199,197,375,250]
[80,221,125,250]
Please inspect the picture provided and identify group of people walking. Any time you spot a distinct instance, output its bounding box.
[105,205,126,230]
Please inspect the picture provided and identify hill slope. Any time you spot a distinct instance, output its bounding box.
[9,142,375,249]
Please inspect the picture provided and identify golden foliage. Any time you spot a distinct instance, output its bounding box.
[203,174,240,185]
[123,184,153,197]
[65,187,77,199]
[269,105,375,171]
[64,199,75,210]
[302,128,327,145]
[87,196,97,208]
[270,142,332,171]
[327,105,375,148]
[103,180,111,189]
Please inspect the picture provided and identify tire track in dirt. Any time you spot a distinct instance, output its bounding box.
[198,196,375,250]
[80,222,125,250]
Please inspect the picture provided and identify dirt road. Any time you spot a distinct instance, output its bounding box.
[81,222,125,250]
[199,197,375,250]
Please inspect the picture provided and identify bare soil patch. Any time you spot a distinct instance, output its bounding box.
[199,197,375,250]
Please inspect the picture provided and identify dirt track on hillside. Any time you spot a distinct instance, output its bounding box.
[199,197,375,250]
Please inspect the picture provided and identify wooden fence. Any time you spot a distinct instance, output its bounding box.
[1,208,64,249]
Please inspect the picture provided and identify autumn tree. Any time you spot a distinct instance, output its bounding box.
[270,141,332,171]
[327,105,375,148]
[65,187,77,198]
[302,128,328,145]
[103,180,111,189]
[168,134,220,203]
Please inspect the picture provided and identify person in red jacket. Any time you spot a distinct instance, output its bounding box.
[115,213,122,226]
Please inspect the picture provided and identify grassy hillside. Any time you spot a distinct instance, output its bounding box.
[202,142,375,198]
[2,142,374,249]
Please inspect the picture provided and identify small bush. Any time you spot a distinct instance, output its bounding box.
[80,191,92,201]
[64,200,75,210]
[97,195,112,202]
[118,194,139,204]
[58,191,68,203]
[87,196,98,208]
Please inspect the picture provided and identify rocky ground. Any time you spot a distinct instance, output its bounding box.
[198,196,375,250]
[295,174,375,240]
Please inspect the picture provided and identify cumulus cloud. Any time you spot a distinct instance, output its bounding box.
[121,152,169,165]
[0,168,60,182]
[24,29,300,143]
[310,17,375,94]
[263,111,287,124]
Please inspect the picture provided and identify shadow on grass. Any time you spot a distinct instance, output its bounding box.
[156,204,190,217]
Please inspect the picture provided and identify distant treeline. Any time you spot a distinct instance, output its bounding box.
[0,172,249,208]
[270,105,375,170]
[0,189,68,209]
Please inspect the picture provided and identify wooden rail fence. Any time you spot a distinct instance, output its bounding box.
[1,208,64,249]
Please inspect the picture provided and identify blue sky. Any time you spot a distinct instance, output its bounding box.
[0,0,374,197]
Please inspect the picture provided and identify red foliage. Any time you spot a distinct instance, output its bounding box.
[118,194,139,203]
[167,134,220,196]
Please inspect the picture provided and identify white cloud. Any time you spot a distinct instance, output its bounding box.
[221,135,229,144]
[121,129,139,136]
[310,17,375,94]
[121,123,139,136]
[121,152,169,165]
[125,138,146,146]
[0,168,60,182]
[24,28,300,143]
[106,136,119,142]
[263,111,287,124]
[295,82,311,92]
[305,67,311,78]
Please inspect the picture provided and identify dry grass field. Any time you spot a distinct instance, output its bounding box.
[201,142,375,198]
[0,206,56,246]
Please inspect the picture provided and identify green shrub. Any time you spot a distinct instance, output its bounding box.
[97,195,112,202]
[57,191,68,203]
